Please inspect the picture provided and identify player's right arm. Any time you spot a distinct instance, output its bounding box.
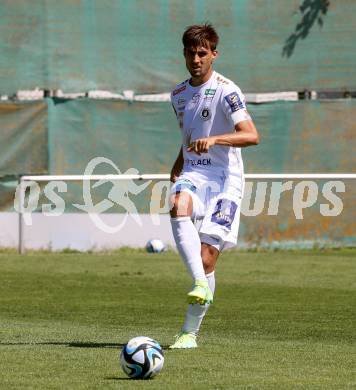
[170,146,183,183]
[170,97,184,182]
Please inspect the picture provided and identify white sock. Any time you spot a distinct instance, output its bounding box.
[170,216,206,281]
[182,271,215,335]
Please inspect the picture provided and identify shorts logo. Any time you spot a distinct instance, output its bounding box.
[211,199,237,229]
[200,107,211,121]
[178,98,186,105]
[173,85,186,96]
[224,92,245,112]
[173,179,197,194]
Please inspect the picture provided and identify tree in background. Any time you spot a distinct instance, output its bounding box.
[282,0,330,58]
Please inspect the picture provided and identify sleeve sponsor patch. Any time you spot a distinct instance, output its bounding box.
[224,92,245,112]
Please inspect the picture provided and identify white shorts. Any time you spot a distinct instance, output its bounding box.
[171,171,244,252]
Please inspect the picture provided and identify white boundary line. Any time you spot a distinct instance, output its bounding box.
[21,173,356,181]
[18,173,356,254]
[11,90,300,103]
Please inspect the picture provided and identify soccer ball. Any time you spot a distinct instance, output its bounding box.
[145,239,166,253]
[120,336,164,379]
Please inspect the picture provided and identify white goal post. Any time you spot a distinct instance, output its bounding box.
[17,173,356,254]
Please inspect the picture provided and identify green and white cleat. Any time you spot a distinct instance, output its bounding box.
[187,280,213,305]
[169,332,197,349]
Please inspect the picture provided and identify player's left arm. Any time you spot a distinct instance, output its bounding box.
[187,118,259,155]
[188,86,259,155]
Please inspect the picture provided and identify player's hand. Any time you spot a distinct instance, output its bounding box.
[170,168,181,183]
[187,137,216,155]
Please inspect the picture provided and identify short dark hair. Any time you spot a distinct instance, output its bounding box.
[182,23,219,51]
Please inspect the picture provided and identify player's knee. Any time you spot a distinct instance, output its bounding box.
[202,258,213,273]
[203,257,216,274]
[201,244,219,273]
[169,192,192,218]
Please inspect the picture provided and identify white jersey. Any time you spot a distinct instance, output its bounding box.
[171,71,250,183]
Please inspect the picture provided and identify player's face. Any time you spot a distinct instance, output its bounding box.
[184,45,217,83]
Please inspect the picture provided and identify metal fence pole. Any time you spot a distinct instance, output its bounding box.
[18,176,24,254]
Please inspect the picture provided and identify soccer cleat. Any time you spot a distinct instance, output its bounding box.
[169,332,197,349]
[187,280,213,305]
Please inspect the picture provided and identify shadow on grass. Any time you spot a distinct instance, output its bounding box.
[0,341,171,349]
[0,341,124,348]
[104,376,156,381]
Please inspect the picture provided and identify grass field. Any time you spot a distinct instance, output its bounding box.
[0,248,355,389]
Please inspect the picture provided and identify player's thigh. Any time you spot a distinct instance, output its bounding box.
[169,191,193,217]
[170,176,205,218]
[200,194,242,250]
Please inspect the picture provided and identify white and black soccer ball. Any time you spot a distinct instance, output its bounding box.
[120,336,164,379]
[145,239,166,253]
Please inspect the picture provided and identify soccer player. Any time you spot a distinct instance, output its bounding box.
[169,24,260,349]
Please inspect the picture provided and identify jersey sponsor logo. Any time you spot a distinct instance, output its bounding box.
[204,88,216,96]
[185,158,212,167]
[224,92,245,112]
[200,107,211,121]
[173,85,186,96]
[192,93,201,103]
[186,93,201,110]
[204,96,214,103]
[211,199,237,229]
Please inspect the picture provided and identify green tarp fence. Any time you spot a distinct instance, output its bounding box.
[1,1,355,246]
[1,99,355,177]
[0,98,355,246]
[0,0,355,95]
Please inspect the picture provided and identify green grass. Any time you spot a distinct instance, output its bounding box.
[0,249,355,389]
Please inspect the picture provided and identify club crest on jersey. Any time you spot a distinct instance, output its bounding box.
[224,92,245,112]
[200,107,211,121]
